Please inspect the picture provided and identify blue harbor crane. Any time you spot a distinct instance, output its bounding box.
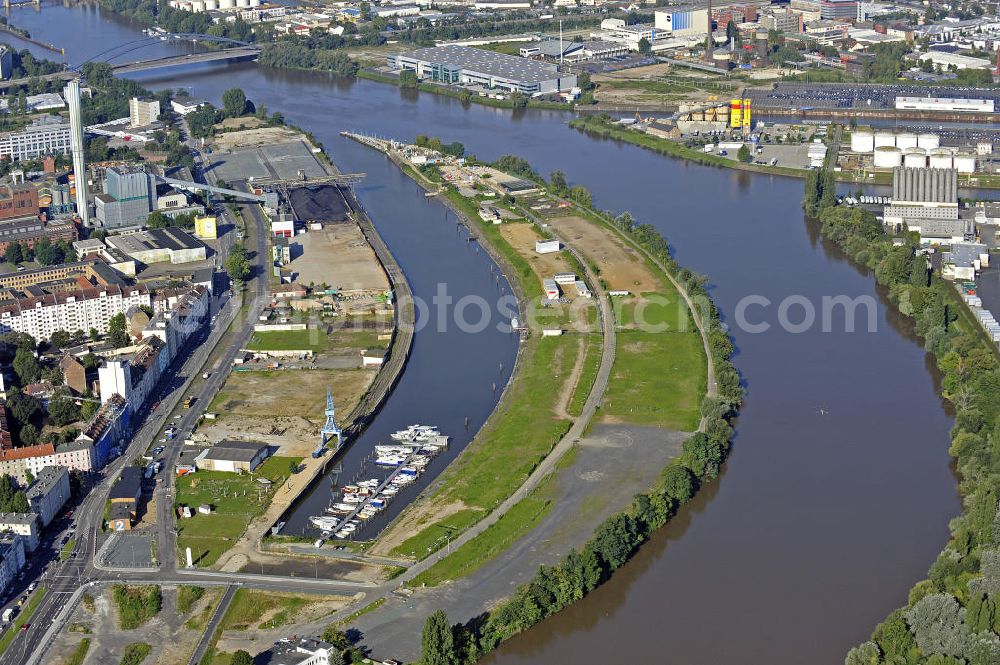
[313,388,343,459]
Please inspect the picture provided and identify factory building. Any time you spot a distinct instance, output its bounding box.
[0,117,71,162]
[895,96,994,113]
[106,227,207,265]
[389,45,577,94]
[917,51,992,71]
[654,7,710,37]
[884,167,970,242]
[760,8,804,33]
[95,167,155,229]
[599,19,660,51]
[0,218,77,255]
[0,184,38,221]
[195,440,271,473]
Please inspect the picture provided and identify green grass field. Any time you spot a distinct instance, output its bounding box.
[408,476,557,587]
[221,589,316,631]
[390,335,577,558]
[59,539,75,561]
[616,291,688,331]
[602,330,706,431]
[176,586,205,615]
[567,335,602,417]
[175,456,300,567]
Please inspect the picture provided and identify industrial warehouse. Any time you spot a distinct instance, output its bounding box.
[387,45,577,95]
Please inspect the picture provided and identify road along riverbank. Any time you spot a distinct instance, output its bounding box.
[330,138,739,663]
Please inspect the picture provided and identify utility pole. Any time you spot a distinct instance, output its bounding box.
[559,19,564,66]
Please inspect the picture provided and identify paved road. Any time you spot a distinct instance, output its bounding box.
[187,584,236,665]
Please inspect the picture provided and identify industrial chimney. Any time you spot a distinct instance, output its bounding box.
[64,78,90,227]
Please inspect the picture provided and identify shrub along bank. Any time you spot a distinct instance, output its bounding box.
[417,163,743,664]
[801,172,1000,665]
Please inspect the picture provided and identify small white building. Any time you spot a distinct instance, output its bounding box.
[543,278,560,300]
[553,272,577,285]
[170,98,208,115]
[0,513,39,552]
[535,239,560,254]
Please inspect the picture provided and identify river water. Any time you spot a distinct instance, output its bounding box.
[10,7,964,663]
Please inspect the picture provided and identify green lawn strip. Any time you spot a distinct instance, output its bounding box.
[113,586,161,630]
[330,598,386,628]
[59,538,75,561]
[0,587,46,657]
[221,589,313,631]
[246,329,327,352]
[567,335,602,417]
[119,642,152,665]
[390,335,576,559]
[603,330,706,431]
[408,474,557,587]
[62,638,91,665]
[615,290,687,331]
[175,456,299,567]
[177,586,205,615]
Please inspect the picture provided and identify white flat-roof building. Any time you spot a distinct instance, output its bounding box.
[895,96,994,113]
[917,50,992,71]
[389,45,576,94]
[0,117,71,162]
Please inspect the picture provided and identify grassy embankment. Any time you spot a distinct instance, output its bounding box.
[174,456,301,566]
[382,159,706,583]
[570,115,807,179]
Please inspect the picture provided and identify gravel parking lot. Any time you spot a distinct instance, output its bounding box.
[749,82,1000,111]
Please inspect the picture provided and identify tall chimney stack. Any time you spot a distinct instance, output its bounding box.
[65,78,90,227]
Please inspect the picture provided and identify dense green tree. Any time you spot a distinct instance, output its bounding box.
[225,246,251,284]
[661,465,696,503]
[6,392,40,426]
[421,610,457,665]
[590,513,640,570]
[399,70,419,88]
[229,651,252,665]
[904,593,969,660]
[682,432,726,479]
[12,346,39,385]
[107,313,130,348]
[222,88,248,118]
[737,144,752,163]
[49,393,81,426]
[146,211,170,229]
[4,241,24,265]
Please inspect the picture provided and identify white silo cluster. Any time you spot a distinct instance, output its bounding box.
[851,128,975,172]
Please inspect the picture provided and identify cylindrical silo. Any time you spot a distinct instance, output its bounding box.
[896,132,918,150]
[204,0,218,7]
[219,0,235,8]
[191,0,205,11]
[874,131,895,148]
[917,133,939,150]
[851,129,874,153]
[929,148,953,169]
[953,152,976,173]
[904,148,927,168]
[874,146,902,168]
[236,0,249,7]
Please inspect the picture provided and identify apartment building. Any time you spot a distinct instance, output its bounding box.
[0,117,71,162]
[0,284,151,341]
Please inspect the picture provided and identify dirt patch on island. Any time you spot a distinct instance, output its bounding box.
[551,216,663,292]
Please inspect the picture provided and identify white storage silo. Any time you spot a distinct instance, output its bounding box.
[928,148,953,170]
[903,148,926,168]
[953,152,976,173]
[249,0,260,6]
[874,146,902,168]
[917,133,940,150]
[236,0,249,7]
[896,132,918,150]
[219,0,236,8]
[851,130,874,153]
[191,0,205,11]
[204,0,218,8]
[874,131,895,148]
